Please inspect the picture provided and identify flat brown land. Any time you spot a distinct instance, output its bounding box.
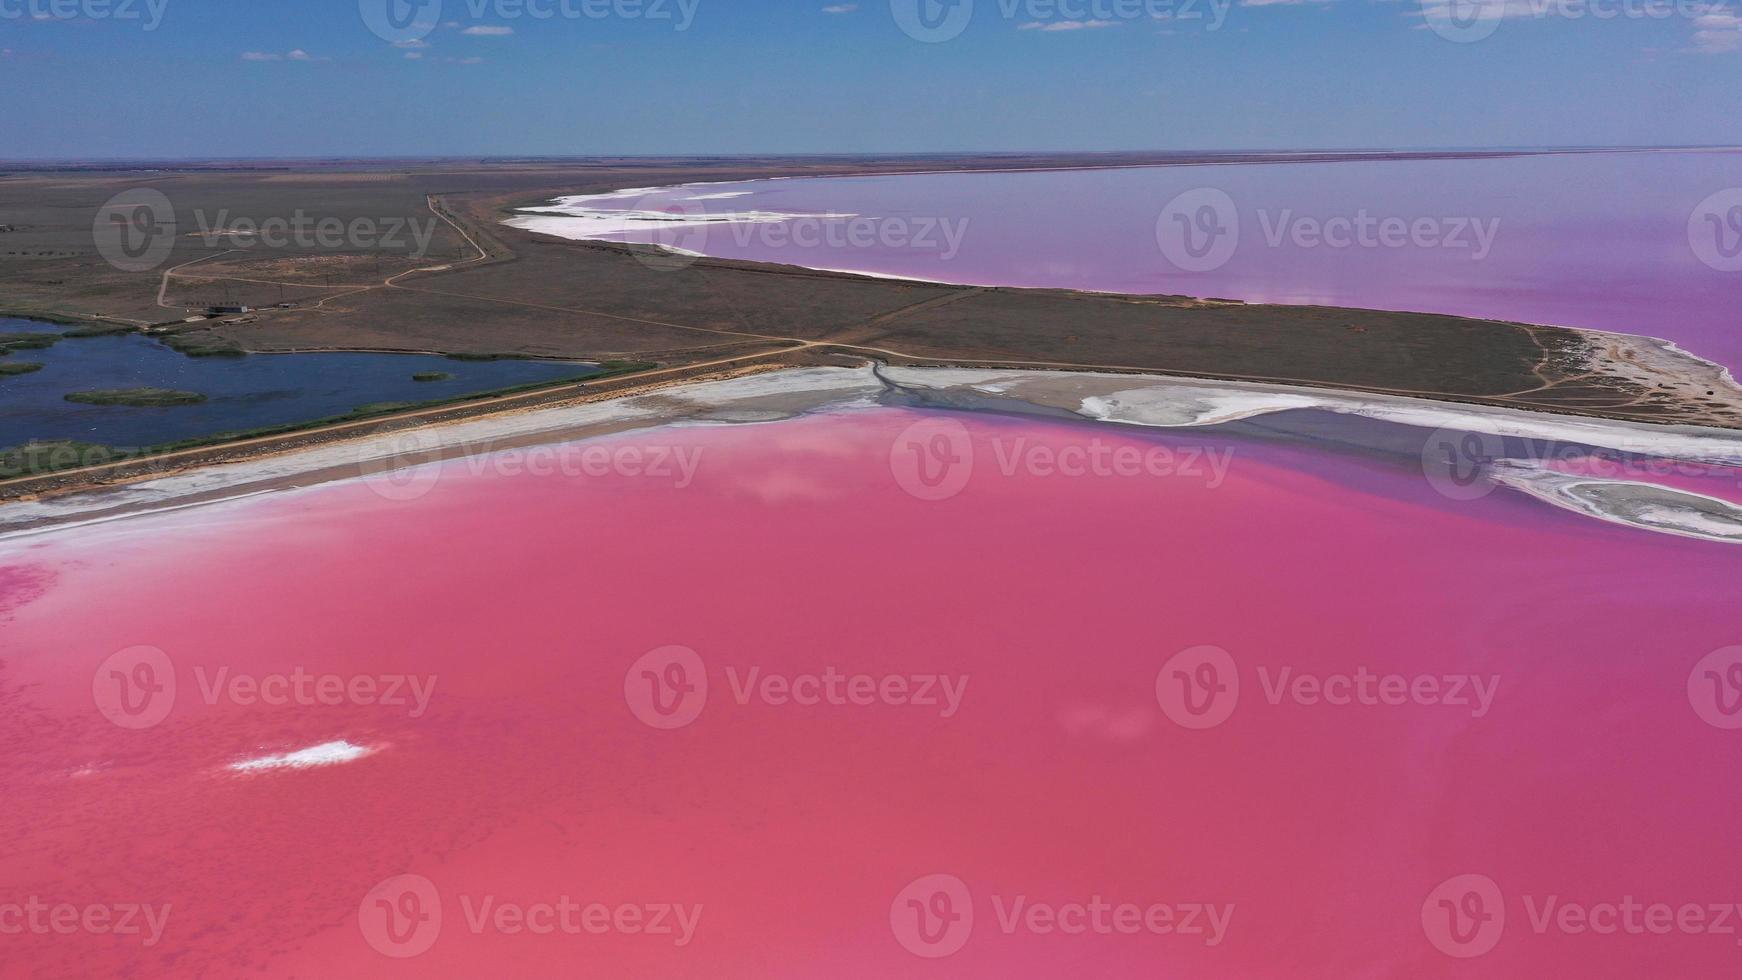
[3,151,1739,454]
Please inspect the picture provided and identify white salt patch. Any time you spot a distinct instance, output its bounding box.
[1488,462,1742,545]
[877,368,1742,465]
[1080,389,1320,428]
[507,192,851,244]
[230,740,373,773]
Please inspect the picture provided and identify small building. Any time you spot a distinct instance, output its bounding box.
[207,304,250,315]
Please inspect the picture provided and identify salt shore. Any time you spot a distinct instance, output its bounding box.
[504,183,854,241]
[5,366,1742,545]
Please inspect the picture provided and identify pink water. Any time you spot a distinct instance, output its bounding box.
[564,150,1742,373]
[5,408,1741,977]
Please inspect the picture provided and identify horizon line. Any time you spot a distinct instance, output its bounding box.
[4,144,1742,167]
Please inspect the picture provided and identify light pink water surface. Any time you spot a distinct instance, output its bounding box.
[4,407,1740,978]
[550,150,1742,372]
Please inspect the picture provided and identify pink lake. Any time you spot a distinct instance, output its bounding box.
[515,150,1742,373]
[4,405,1741,978]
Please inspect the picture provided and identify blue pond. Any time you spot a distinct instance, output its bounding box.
[0,318,598,449]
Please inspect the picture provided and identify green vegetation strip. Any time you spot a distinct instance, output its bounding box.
[0,362,44,377]
[0,333,62,354]
[412,371,454,382]
[63,325,138,339]
[2,361,654,479]
[64,388,208,407]
[159,332,246,358]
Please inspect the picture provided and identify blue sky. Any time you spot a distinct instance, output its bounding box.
[2,0,1738,158]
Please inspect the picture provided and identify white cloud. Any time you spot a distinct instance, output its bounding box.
[1405,0,1742,53]
[241,48,330,62]
[1408,0,1565,23]
[822,3,859,10]
[404,50,425,59]
[1690,8,1742,52]
[461,24,514,35]
[393,38,430,49]
[1019,18,1120,30]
